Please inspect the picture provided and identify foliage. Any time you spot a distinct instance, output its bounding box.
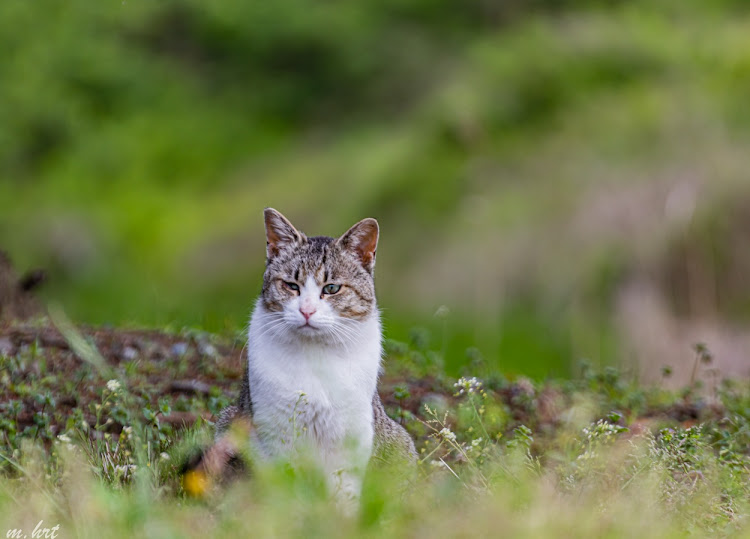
[3,0,750,378]
[1,321,749,537]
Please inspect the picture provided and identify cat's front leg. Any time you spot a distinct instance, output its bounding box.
[330,468,363,516]
[323,434,372,514]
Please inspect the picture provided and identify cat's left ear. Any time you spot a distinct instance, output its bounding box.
[337,218,379,273]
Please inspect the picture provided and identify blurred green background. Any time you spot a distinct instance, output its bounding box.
[2,0,750,380]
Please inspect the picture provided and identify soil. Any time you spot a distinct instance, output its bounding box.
[0,255,725,452]
[0,317,455,437]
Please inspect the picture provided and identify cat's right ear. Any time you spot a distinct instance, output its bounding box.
[264,208,303,259]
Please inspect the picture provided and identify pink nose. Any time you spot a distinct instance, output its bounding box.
[300,308,316,321]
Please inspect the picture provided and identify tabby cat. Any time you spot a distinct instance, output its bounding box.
[201,208,415,508]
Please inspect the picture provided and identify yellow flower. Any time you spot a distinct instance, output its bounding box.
[182,470,211,498]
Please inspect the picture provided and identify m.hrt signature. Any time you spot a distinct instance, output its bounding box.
[6,520,60,539]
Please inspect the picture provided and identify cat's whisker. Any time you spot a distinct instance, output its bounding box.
[324,324,353,349]
[254,318,290,342]
[267,321,293,340]
[327,321,360,350]
[319,322,346,346]
[255,318,286,336]
[333,318,361,334]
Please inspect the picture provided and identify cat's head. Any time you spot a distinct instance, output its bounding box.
[258,208,379,343]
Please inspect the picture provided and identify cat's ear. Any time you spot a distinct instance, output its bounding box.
[264,208,304,258]
[337,218,379,273]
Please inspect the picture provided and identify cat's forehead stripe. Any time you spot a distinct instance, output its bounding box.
[285,237,332,284]
[314,265,326,284]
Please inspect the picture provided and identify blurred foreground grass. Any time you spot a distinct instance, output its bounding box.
[3,0,750,377]
[1,320,749,537]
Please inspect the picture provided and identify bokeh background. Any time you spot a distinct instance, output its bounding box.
[2,0,749,381]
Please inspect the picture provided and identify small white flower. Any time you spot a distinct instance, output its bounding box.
[434,305,451,319]
[430,460,446,468]
[57,434,72,444]
[471,438,483,447]
[106,379,121,393]
[453,377,482,395]
[439,427,457,443]
[160,452,170,460]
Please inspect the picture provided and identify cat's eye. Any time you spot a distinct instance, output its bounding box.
[283,281,300,293]
[322,284,341,295]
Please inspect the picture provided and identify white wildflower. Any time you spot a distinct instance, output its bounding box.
[57,434,72,444]
[454,376,483,395]
[439,427,457,443]
[160,452,170,461]
[106,379,121,393]
[434,305,451,319]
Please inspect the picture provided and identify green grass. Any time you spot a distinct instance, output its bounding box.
[1,320,749,537]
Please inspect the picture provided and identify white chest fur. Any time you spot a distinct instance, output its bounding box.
[246,302,382,498]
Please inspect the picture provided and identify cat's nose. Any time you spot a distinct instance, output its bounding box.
[300,307,316,321]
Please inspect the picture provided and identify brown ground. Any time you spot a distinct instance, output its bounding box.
[0,253,725,452]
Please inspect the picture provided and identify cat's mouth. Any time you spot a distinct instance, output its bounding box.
[297,321,320,331]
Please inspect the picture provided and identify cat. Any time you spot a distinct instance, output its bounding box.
[192,208,416,507]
